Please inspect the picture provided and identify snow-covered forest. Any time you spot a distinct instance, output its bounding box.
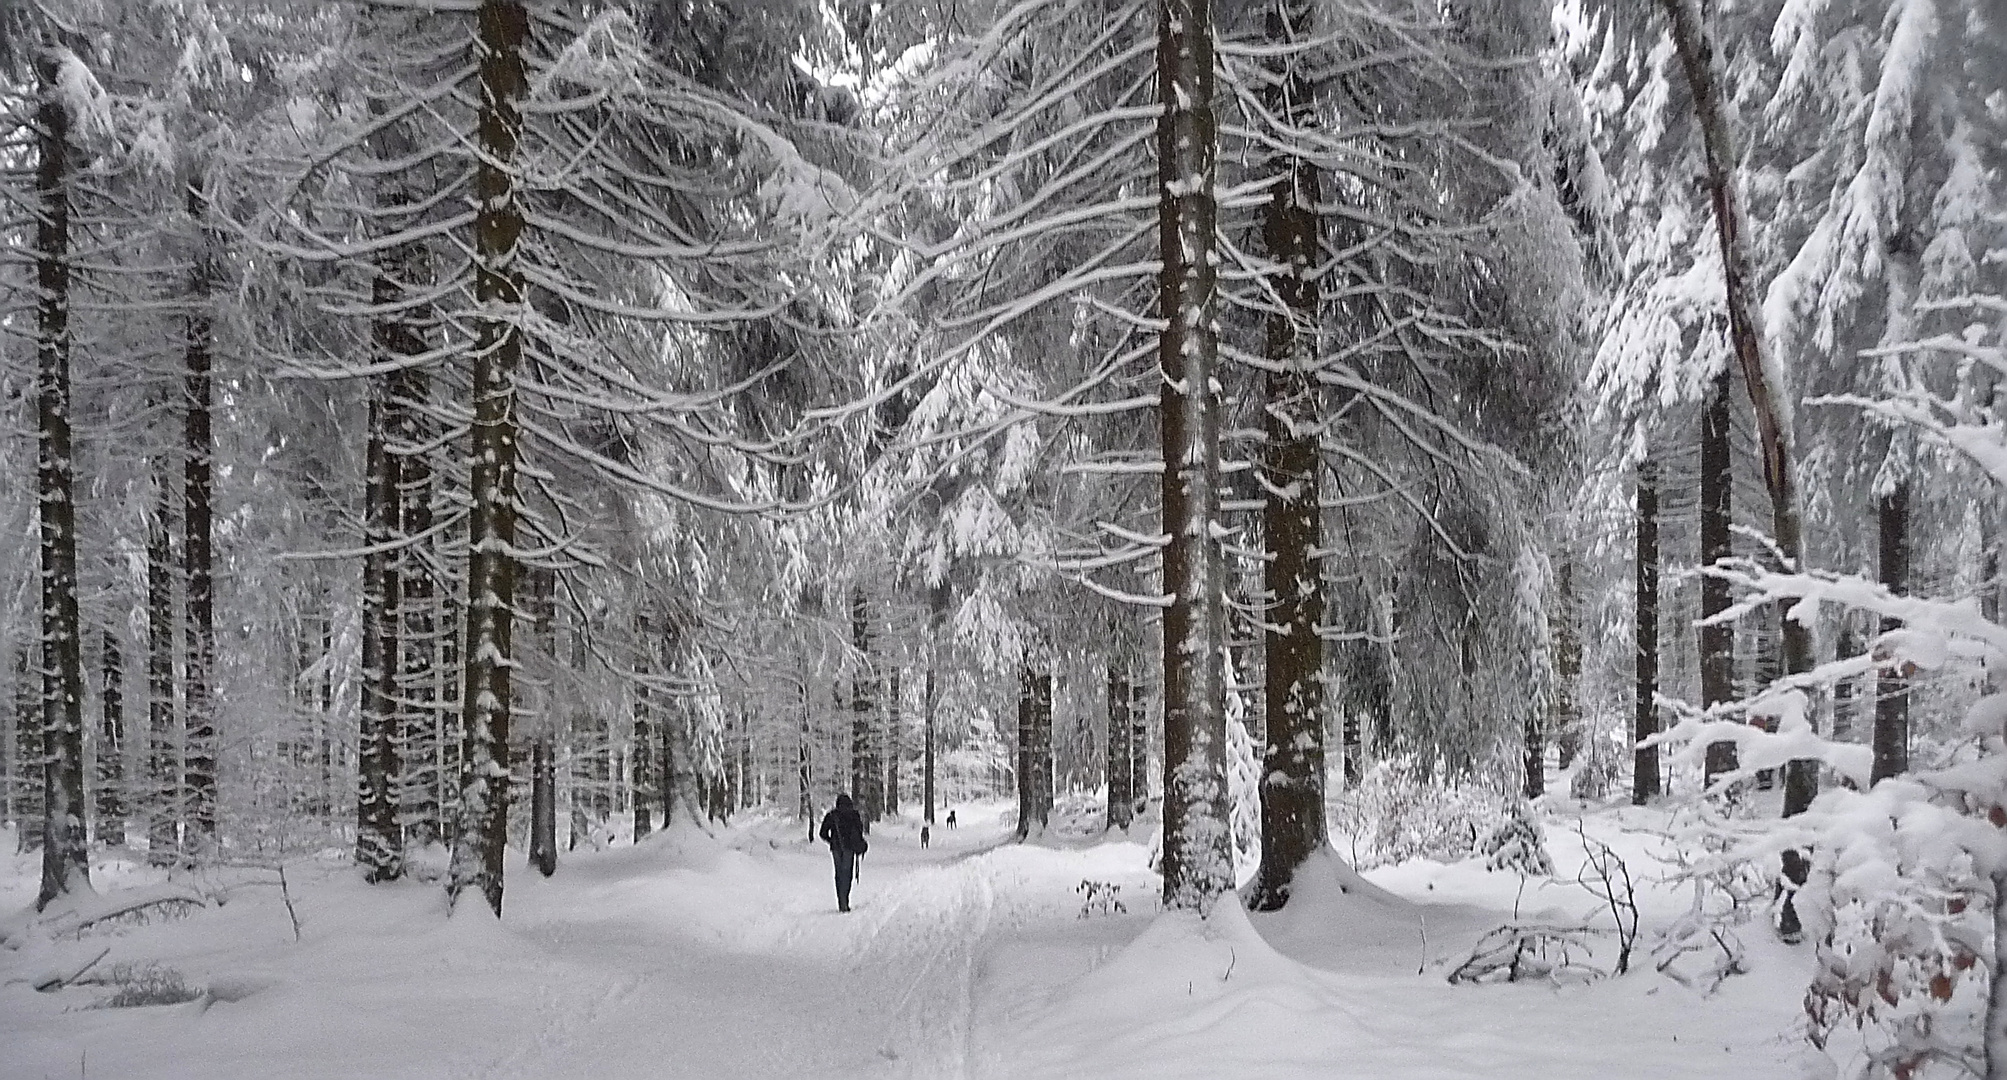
[0,0,2003,1076]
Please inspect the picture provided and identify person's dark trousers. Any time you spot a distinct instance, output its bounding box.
[833,848,856,912]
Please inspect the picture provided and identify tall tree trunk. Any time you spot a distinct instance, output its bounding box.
[1633,462,1661,805]
[1250,0,1325,911]
[529,735,556,876]
[1552,554,1581,771]
[1130,681,1148,816]
[849,585,877,825]
[1873,481,1910,782]
[397,368,439,846]
[1831,623,1859,743]
[357,374,404,883]
[632,711,652,839]
[1106,667,1132,830]
[3,651,16,834]
[15,648,42,852]
[799,660,813,841]
[1156,0,1230,913]
[1660,0,1816,810]
[448,0,528,919]
[147,458,178,863]
[35,50,88,909]
[1033,669,1052,827]
[181,177,218,848]
[1016,665,1035,840]
[1700,368,1736,786]
[97,628,123,841]
[885,668,901,815]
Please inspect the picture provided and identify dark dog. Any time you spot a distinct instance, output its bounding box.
[946,809,957,828]
[920,825,931,849]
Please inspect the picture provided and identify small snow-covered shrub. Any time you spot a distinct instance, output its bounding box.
[1448,924,1605,985]
[1480,803,1555,877]
[1333,758,1512,869]
[91,963,200,1009]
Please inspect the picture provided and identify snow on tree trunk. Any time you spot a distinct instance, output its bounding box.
[358,367,405,882]
[1873,480,1910,781]
[1250,0,1324,909]
[35,47,89,910]
[1700,367,1736,786]
[1633,461,1660,805]
[96,627,122,841]
[1156,0,1231,913]
[146,450,177,864]
[181,176,218,848]
[448,0,528,919]
[1016,666,1035,840]
[1659,0,1815,806]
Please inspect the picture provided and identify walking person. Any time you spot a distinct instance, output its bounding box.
[818,793,869,913]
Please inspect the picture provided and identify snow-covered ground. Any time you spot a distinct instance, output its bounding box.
[0,801,1818,1079]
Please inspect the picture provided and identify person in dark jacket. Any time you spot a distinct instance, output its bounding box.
[818,793,868,912]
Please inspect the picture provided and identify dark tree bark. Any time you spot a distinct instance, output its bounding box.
[529,735,556,876]
[1033,670,1052,827]
[96,627,123,840]
[849,585,878,825]
[924,583,946,825]
[1249,0,1326,912]
[357,374,404,883]
[146,457,178,863]
[448,0,528,919]
[1522,709,1545,801]
[3,651,17,833]
[1700,368,1737,786]
[1552,555,1581,770]
[1016,666,1034,839]
[14,648,42,852]
[1156,0,1231,912]
[885,668,901,815]
[1873,481,1910,782]
[34,49,89,909]
[632,679,652,840]
[397,367,439,846]
[1633,462,1661,805]
[1106,668,1132,830]
[181,177,218,847]
[1832,623,1859,744]
[1129,681,1148,817]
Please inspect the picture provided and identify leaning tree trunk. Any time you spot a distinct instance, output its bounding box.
[182,176,218,848]
[96,628,123,842]
[1659,0,1816,813]
[447,0,527,919]
[1699,367,1736,787]
[1156,0,1230,912]
[146,451,178,864]
[1249,0,1325,912]
[356,372,404,883]
[34,49,89,910]
[1873,480,1910,781]
[1633,461,1661,804]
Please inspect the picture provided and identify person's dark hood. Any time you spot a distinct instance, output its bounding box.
[835,793,853,811]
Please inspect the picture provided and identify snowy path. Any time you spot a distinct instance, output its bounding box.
[0,808,1815,1080]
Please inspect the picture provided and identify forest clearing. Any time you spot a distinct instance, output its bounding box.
[0,0,2003,1077]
